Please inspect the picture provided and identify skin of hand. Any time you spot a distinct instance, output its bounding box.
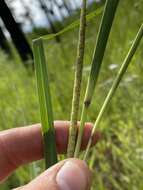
[0,121,101,190]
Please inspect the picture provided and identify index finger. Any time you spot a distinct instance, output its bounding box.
[0,121,101,181]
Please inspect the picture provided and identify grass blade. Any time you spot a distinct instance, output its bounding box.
[33,38,58,168]
[67,0,87,157]
[84,23,143,160]
[74,0,120,157]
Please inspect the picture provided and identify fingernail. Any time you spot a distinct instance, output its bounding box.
[56,161,88,190]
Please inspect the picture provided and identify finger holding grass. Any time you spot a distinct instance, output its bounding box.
[0,121,101,182]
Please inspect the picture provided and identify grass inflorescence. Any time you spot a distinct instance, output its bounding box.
[67,0,87,158]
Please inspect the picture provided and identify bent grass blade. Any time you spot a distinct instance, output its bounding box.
[41,6,103,41]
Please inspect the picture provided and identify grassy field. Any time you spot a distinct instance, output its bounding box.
[0,0,143,189]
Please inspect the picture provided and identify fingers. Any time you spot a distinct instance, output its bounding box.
[14,159,91,190]
[56,121,101,153]
[0,121,101,181]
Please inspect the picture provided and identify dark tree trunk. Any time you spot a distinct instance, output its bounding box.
[0,0,33,67]
[0,27,11,56]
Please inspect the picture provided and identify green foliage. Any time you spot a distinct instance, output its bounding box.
[0,0,143,189]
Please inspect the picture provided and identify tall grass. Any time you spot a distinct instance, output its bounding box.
[32,1,103,168]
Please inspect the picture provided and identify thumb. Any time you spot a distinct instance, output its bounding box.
[15,159,92,190]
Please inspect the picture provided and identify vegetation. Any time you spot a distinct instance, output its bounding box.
[0,0,143,189]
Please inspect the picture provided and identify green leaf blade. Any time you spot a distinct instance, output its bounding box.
[85,0,120,104]
[33,38,57,168]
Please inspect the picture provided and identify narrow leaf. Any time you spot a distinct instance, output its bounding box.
[33,38,58,168]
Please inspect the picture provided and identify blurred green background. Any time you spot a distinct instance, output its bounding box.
[0,0,143,189]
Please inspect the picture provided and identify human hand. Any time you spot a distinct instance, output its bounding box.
[0,121,101,190]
